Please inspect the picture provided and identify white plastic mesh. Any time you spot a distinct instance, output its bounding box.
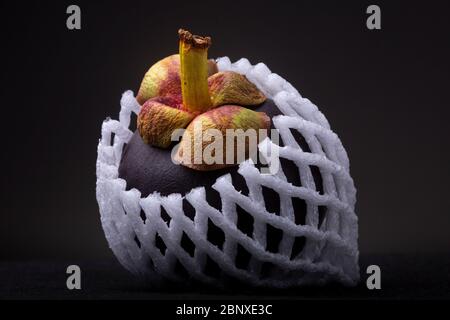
[96,57,359,287]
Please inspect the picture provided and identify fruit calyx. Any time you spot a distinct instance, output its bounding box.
[136,29,269,171]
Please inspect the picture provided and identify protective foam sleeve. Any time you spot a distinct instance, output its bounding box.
[96,57,359,288]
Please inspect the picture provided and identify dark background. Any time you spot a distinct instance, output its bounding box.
[0,0,449,298]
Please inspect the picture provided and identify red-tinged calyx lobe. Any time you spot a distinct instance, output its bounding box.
[208,71,266,107]
[136,29,269,171]
[200,105,270,131]
[136,54,181,105]
[173,105,270,171]
[138,98,194,148]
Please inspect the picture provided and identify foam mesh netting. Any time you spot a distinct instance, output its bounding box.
[96,57,359,287]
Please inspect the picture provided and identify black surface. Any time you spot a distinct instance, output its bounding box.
[1,254,449,300]
[1,0,450,262]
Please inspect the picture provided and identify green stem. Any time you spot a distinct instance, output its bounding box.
[179,29,212,113]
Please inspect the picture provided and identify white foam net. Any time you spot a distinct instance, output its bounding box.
[96,57,359,287]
